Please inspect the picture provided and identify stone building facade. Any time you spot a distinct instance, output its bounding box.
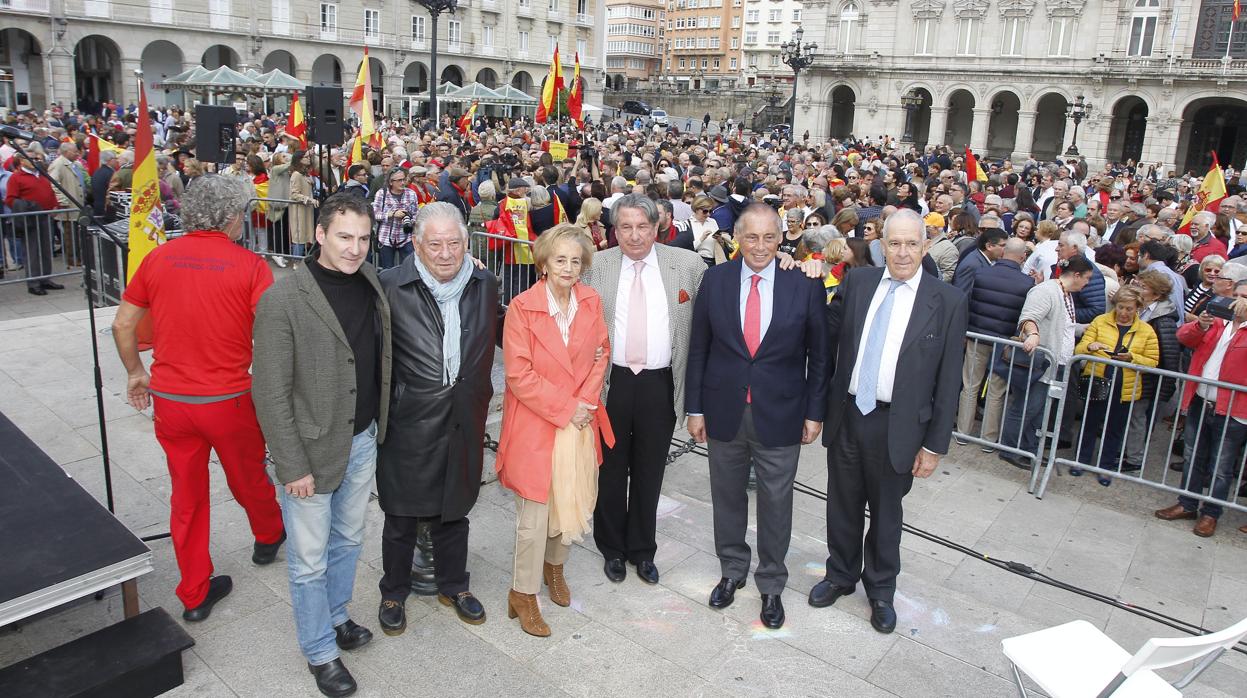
[1,0,605,118]
[794,0,1247,174]
[605,0,665,88]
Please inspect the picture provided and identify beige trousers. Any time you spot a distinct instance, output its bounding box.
[512,493,572,595]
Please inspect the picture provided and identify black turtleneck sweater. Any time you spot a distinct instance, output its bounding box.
[308,260,380,435]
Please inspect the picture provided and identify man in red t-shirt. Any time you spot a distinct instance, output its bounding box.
[111,175,285,622]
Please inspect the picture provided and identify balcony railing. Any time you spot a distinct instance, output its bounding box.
[576,12,592,24]
[0,0,52,12]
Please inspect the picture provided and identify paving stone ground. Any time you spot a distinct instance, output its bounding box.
[2,298,1246,697]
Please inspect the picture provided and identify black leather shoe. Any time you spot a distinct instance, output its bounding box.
[439,591,486,625]
[634,560,660,585]
[308,658,357,697]
[708,577,746,609]
[378,599,406,636]
[334,619,373,651]
[252,530,286,565]
[807,580,855,608]
[41,281,65,290]
[182,575,233,622]
[760,594,785,629]
[870,599,897,634]
[27,287,47,296]
[604,558,626,583]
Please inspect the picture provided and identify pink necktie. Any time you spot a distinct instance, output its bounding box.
[744,274,761,402]
[626,260,647,374]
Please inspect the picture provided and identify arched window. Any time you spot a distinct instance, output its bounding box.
[1128,0,1160,57]
[838,2,860,54]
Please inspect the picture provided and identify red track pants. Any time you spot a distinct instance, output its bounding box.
[153,394,284,608]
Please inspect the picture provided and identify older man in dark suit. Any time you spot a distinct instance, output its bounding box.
[808,208,968,634]
[685,203,829,629]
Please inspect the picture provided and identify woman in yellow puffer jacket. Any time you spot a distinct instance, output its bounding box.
[1071,286,1160,486]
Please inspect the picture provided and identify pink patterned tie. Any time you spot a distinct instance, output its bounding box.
[744,274,761,402]
[626,260,647,374]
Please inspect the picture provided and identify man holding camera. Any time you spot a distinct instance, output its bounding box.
[1154,276,1247,537]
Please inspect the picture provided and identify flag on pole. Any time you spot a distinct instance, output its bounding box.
[347,129,363,169]
[567,52,584,129]
[965,147,988,182]
[349,48,377,147]
[85,131,124,176]
[458,100,479,137]
[1177,153,1228,234]
[535,45,564,124]
[287,92,308,148]
[1235,0,1241,22]
[127,80,166,348]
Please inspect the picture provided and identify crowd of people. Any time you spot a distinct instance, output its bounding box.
[3,100,1247,697]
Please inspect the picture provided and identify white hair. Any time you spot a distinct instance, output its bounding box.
[412,201,468,242]
[1061,230,1088,251]
[882,208,923,241]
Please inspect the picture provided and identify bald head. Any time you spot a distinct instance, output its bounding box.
[1002,237,1029,263]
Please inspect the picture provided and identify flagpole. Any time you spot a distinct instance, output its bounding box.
[1226,12,1236,75]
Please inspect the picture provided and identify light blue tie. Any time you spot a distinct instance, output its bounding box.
[856,279,905,416]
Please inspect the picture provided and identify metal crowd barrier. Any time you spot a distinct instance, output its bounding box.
[469,231,536,308]
[0,208,84,287]
[953,332,1064,493]
[241,197,312,264]
[1035,354,1246,515]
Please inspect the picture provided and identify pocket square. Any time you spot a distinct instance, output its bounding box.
[679,289,691,304]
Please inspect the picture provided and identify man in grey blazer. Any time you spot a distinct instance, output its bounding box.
[253,193,392,698]
[582,194,707,584]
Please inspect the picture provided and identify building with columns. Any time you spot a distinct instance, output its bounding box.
[794,0,1247,174]
[0,0,605,119]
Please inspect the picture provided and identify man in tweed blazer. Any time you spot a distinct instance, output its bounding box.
[583,194,707,585]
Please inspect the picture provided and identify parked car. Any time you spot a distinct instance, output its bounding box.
[771,123,792,139]
[621,100,653,116]
[650,109,669,125]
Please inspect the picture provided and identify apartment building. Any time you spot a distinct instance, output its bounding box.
[604,0,665,89]
[740,0,801,85]
[660,0,742,90]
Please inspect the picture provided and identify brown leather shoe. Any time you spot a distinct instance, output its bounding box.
[543,562,571,608]
[507,589,550,637]
[1193,516,1217,538]
[1154,504,1197,521]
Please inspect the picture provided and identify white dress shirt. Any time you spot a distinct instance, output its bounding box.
[739,259,775,342]
[1023,239,1060,280]
[613,246,672,370]
[546,283,579,346]
[849,269,922,403]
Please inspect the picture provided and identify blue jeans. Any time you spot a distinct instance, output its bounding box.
[378,241,413,269]
[290,243,307,257]
[281,421,377,666]
[1000,380,1051,456]
[1178,398,1247,519]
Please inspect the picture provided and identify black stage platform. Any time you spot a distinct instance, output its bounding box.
[0,410,152,625]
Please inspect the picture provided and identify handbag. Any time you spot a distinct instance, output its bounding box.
[990,340,1050,386]
[1078,374,1113,401]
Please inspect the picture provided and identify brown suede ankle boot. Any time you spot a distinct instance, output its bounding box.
[507,589,550,637]
[543,562,571,607]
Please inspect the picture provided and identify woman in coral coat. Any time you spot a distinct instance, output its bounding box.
[497,224,614,638]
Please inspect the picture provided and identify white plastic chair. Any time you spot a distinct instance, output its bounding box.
[1001,616,1247,697]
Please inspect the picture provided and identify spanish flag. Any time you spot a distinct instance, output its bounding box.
[347,129,363,169]
[535,45,563,124]
[458,100,479,137]
[349,48,377,148]
[85,131,125,176]
[287,92,308,148]
[127,80,166,348]
[1235,0,1241,21]
[1177,153,1228,234]
[965,147,988,182]
[567,52,584,129]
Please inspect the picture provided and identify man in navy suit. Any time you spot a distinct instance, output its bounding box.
[685,203,829,630]
[808,208,967,634]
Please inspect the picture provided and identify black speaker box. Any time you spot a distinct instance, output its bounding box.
[194,104,238,165]
[305,86,345,147]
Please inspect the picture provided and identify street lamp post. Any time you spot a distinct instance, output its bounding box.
[416,0,458,125]
[779,26,817,128]
[1064,94,1092,157]
[900,90,923,144]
